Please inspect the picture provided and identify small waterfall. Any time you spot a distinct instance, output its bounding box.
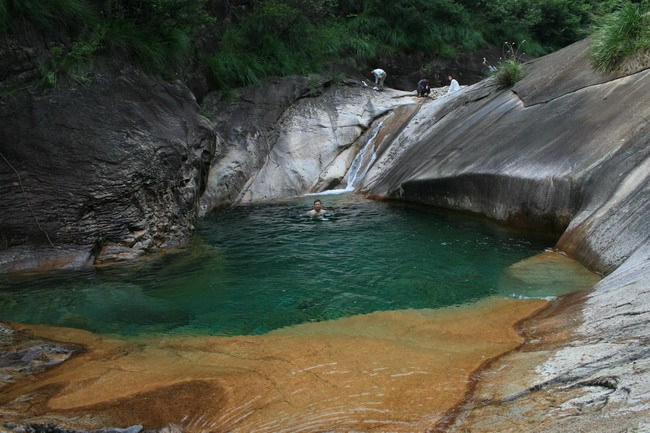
[347,121,383,190]
[307,121,384,197]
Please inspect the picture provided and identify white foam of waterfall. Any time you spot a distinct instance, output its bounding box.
[306,121,384,197]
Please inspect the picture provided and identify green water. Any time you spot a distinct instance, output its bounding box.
[0,195,561,337]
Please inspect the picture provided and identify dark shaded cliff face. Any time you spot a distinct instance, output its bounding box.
[0,67,215,270]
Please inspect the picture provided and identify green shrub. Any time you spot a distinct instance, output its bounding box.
[2,0,629,91]
[2,0,209,78]
[340,0,484,58]
[467,0,597,55]
[207,1,344,89]
[489,41,526,87]
[101,21,170,72]
[207,43,267,89]
[39,27,104,86]
[0,0,97,35]
[590,0,650,72]
[475,0,543,54]
[98,0,211,73]
[533,0,594,50]
[494,58,524,87]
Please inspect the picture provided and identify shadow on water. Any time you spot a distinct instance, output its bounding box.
[0,194,597,338]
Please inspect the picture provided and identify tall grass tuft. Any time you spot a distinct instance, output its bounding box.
[100,21,169,73]
[39,25,105,86]
[207,2,344,90]
[208,49,266,89]
[590,0,650,72]
[0,0,98,35]
[494,58,523,88]
[491,41,526,88]
[340,0,483,58]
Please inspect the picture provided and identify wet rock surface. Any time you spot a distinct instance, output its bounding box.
[0,66,215,272]
[0,299,548,433]
[0,37,647,433]
[446,248,650,433]
[198,76,418,213]
[0,322,79,393]
[198,75,317,213]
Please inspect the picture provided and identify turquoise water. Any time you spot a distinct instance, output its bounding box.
[0,195,559,337]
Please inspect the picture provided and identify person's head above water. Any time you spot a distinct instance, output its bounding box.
[308,199,324,216]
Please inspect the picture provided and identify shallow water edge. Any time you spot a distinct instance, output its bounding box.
[1,296,549,432]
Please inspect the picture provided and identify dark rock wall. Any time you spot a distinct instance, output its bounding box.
[0,67,215,268]
[398,173,580,233]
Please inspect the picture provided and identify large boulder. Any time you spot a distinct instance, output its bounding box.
[199,76,316,214]
[353,38,650,432]
[361,38,649,275]
[0,65,215,271]
[199,76,417,212]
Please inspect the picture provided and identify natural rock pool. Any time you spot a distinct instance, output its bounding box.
[0,195,601,431]
[1,194,589,337]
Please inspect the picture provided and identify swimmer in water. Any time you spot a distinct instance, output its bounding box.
[307,199,325,217]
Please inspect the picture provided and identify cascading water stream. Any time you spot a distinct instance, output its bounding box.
[346,120,383,190]
[307,120,384,197]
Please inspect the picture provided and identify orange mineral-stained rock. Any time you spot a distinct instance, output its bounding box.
[2,297,547,432]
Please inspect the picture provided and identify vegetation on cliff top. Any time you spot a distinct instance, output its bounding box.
[590,0,650,72]
[0,0,647,90]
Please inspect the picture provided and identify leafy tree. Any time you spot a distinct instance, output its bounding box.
[208,0,341,88]
[2,0,636,91]
[533,0,594,50]
[475,0,543,52]
[97,0,213,71]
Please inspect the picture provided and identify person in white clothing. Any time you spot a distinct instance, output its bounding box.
[447,75,460,94]
[371,68,386,90]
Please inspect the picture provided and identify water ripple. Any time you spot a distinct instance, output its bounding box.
[0,194,563,336]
